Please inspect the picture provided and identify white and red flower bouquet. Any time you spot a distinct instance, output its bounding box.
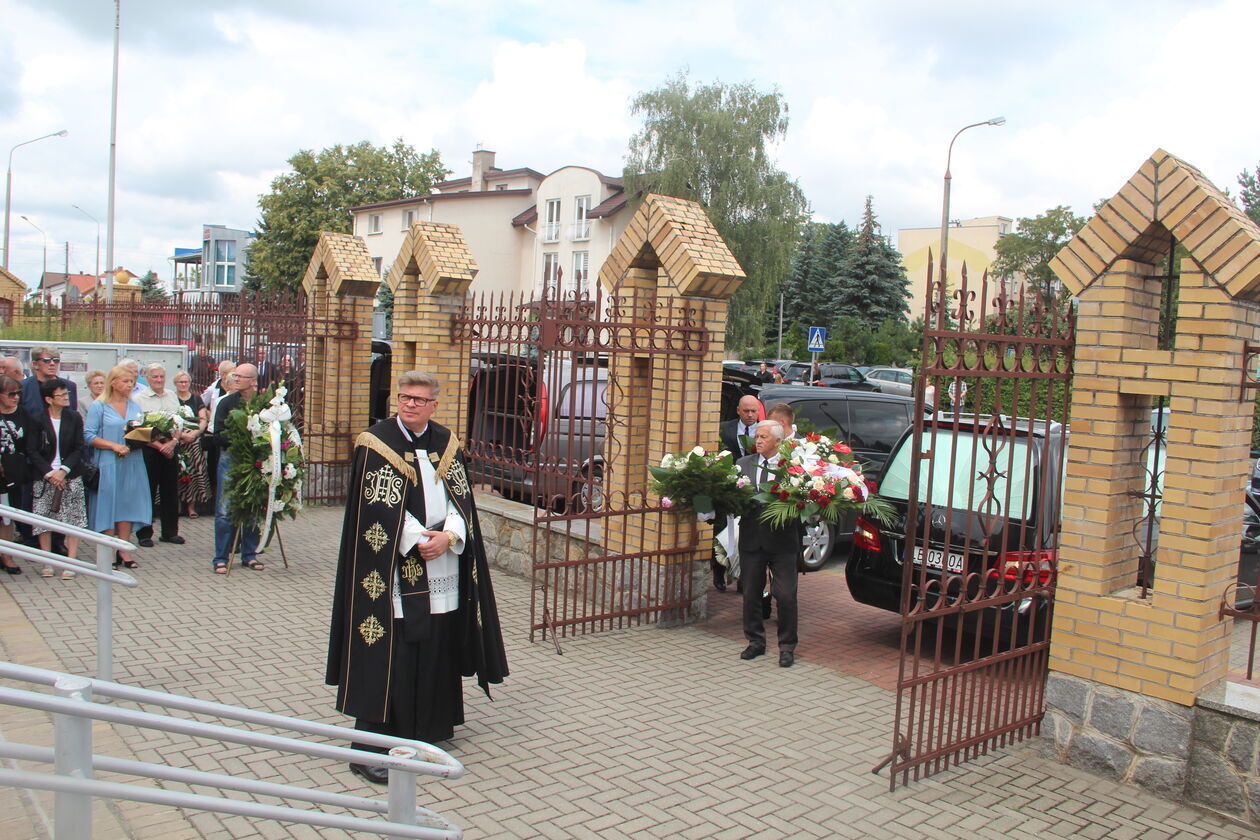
[752,433,894,528]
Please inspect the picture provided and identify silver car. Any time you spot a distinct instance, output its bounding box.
[864,366,914,397]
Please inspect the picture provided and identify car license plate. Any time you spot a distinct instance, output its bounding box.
[913,546,964,573]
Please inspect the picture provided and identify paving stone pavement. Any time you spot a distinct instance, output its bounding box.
[0,505,1253,839]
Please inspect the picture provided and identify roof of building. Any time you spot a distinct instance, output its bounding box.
[350,189,534,213]
[173,247,202,264]
[41,272,99,295]
[435,167,547,191]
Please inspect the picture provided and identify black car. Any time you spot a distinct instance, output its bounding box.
[845,416,1258,640]
[755,384,925,570]
[778,361,878,390]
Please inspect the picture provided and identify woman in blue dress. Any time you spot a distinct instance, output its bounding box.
[84,364,151,568]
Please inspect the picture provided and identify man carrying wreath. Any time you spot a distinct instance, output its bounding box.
[736,420,803,668]
[326,371,508,785]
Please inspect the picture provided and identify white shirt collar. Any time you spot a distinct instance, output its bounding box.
[396,416,428,443]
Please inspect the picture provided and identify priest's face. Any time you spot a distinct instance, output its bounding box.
[398,385,437,433]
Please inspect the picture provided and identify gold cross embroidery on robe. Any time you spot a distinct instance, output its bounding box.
[358,615,386,646]
[361,569,386,600]
[401,555,424,586]
[363,522,389,553]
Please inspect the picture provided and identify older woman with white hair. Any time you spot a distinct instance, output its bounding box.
[134,362,184,547]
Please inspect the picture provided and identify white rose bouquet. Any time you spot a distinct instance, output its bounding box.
[648,445,752,519]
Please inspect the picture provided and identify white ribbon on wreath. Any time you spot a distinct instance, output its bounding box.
[257,387,293,544]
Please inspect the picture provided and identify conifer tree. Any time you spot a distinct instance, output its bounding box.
[835,196,910,328]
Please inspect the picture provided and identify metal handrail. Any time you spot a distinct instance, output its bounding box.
[0,664,465,839]
[0,502,137,683]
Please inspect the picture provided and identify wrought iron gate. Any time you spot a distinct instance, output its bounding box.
[455,287,712,641]
[884,261,1074,788]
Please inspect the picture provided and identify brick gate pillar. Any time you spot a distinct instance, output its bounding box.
[386,222,479,430]
[597,194,745,620]
[299,232,378,478]
[1043,149,1260,821]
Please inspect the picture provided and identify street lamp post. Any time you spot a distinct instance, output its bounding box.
[72,204,101,278]
[20,215,47,299]
[4,129,69,270]
[939,117,1005,295]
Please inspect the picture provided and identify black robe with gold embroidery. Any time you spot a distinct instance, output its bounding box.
[325,417,508,724]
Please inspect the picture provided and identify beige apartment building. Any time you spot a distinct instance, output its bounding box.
[350,150,630,300]
[898,216,1023,320]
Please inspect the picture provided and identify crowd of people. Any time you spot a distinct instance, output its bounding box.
[0,344,298,578]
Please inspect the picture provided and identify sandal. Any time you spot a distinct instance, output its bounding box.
[61,570,76,580]
[213,561,228,575]
[113,555,138,570]
[2,562,21,575]
[40,566,54,578]
[242,559,264,571]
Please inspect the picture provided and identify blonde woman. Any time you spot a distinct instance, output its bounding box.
[83,365,150,568]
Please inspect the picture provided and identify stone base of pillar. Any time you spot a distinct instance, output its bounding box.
[1043,672,1260,827]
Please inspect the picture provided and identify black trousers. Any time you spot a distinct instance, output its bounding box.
[352,613,464,752]
[739,547,799,652]
[136,447,179,540]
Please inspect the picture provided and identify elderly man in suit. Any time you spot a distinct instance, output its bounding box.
[720,395,761,459]
[736,419,803,667]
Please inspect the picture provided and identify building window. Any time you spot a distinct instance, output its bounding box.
[368,214,382,234]
[571,251,589,296]
[495,183,508,191]
[401,209,415,230]
[543,252,560,295]
[372,257,384,281]
[573,196,591,241]
[212,239,237,287]
[543,199,561,242]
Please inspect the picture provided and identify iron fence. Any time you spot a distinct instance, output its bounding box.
[63,295,358,503]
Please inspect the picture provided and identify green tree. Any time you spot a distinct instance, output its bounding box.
[780,221,853,331]
[1238,164,1260,226]
[991,205,1087,303]
[247,140,448,292]
[833,196,910,327]
[623,72,809,355]
[138,270,167,303]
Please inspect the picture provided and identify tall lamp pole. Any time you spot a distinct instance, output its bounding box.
[105,0,121,305]
[4,129,69,270]
[19,215,47,299]
[72,204,101,278]
[939,117,1005,293]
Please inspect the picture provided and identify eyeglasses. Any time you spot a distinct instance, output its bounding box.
[1,391,19,397]
[36,357,60,363]
[398,394,436,407]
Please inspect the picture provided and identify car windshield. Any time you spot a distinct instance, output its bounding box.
[881,429,1036,520]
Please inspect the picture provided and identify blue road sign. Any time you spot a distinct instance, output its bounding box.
[807,326,827,353]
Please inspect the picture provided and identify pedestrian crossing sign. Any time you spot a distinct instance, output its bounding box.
[807,327,827,353]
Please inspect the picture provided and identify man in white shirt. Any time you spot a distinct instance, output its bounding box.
[326,370,508,785]
[135,363,184,547]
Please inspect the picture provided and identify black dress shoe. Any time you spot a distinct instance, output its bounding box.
[138,538,155,548]
[349,763,389,785]
[779,651,794,668]
[739,645,765,660]
[160,535,186,545]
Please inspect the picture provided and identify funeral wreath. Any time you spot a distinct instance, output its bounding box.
[752,433,894,528]
[648,446,752,520]
[224,385,305,543]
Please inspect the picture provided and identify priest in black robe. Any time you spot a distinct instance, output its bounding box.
[326,370,508,785]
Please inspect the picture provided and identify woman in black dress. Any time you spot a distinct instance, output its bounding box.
[173,371,211,517]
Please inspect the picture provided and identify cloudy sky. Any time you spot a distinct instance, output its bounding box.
[1,0,1255,290]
